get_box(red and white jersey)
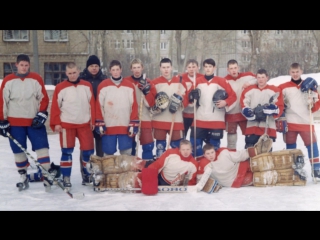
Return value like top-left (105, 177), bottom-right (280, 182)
top-left (148, 148), bottom-right (198, 185)
top-left (240, 84), bottom-right (284, 138)
top-left (0, 72), bottom-right (49, 126)
top-left (96, 78), bottom-right (138, 135)
top-left (182, 72), bottom-right (204, 118)
top-left (123, 76), bottom-right (156, 129)
top-left (224, 72), bottom-right (257, 122)
top-left (191, 75), bottom-right (237, 129)
top-left (278, 80), bottom-right (320, 132)
top-left (197, 148), bottom-right (249, 187)
top-left (151, 75), bottom-right (189, 131)
top-left (50, 79), bottom-right (95, 130)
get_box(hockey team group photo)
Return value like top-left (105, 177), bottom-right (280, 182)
top-left (0, 30), bottom-right (320, 210)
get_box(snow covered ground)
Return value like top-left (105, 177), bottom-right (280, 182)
top-left (1, 124), bottom-right (320, 211)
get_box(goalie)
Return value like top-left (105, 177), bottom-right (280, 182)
top-left (196, 134), bottom-right (273, 189)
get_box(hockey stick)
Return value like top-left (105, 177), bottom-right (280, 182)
top-left (309, 89), bottom-right (317, 184)
top-left (167, 75), bottom-right (183, 149)
top-left (6, 132), bottom-right (85, 199)
top-left (135, 73), bottom-right (146, 158)
top-left (94, 186), bottom-right (188, 193)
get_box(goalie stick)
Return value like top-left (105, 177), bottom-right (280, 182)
top-left (94, 186), bottom-right (189, 193)
top-left (6, 132), bottom-right (85, 199)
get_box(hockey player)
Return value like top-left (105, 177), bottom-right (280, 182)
top-left (96, 60), bottom-right (139, 156)
top-left (188, 58), bottom-right (237, 157)
top-left (196, 140), bottom-right (269, 188)
top-left (123, 58), bottom-right (156, 160)
top-left (0, 54), bottom-right (56, 191)
top-left (151, 58), bottom-right (189, 158)
top-left (224, 59), bottom-right (257, 151)
top-left (50, 62), bottom-right (96, 189)
top-left (78, 55), bottom-right (107, 184)
top-left (181, 59), bottom-right (204, 139)
top-left (240, 68), bottom-right (284, 148)
top-left (147, 139), bottom-right (198, 185)
top-left (278, 63), bottom-right (320, 179)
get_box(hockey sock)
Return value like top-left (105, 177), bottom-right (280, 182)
top-left (60, 148), bottom-right (74, 177)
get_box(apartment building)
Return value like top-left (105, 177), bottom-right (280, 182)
top-left (0, 30), bottom-right (90, 85)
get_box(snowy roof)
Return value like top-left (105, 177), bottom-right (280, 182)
top-left (268, 73), bottom-right (320, 86)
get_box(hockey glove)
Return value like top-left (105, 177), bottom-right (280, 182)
top-left (242, 107), bottom-right (255, 121)
top-left (128, 120), bottom-right (140, 137)
top-left (188, 88), bottom-right (201, 103)
top-left (31, 111), bottom-right (48, 129)
top-left (301, 77), bottom-right (318, 92)
top-left (169, 93), bottom-right (183, 114)
top-left (138, 77), bottom-right (151, 95)
top-left (0, 120), bottom-right (10, 137)
top-left (262, 104), bottom-right (279, 115)
top-left (94, 120), bottom-right (106, 136)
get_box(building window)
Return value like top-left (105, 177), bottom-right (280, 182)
top-left (241, 54), bottom-right (250, 62)
top-left (122, 39), bottom-right (125, 48)
top-left (112, 40), bottom-right (120, 49)
top-left (241, 30), bottom-right (248, 34)
top-left (143, 42), bottom-right (150, 50)
top-left (127, 40), bottom-right (134, 49)
top-left (160, 42), bottom-right (167, 50)
top-left (3, 30), bottom-right (29, 41)
top-left (44, 62), bottom-right (68, 85)
top-left (3, 63), bottom-right (17, 78)
top-left (276, 30), bottom-right (283, 34)
top-left (44, 30), bottom-right (68, 41)
top-left (160, 30), bottom-right (166, 34)
top-left (276, 40), bottom-right (283, 48)
top-left (242, 41), bottom-right (251, 48)
top-left (143, 30), bottom-right (149, 35)
top-left (122, 30), bottom-right (132, 34)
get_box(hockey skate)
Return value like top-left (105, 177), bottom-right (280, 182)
top-left (16, 169), bottom-right (29, 191)
top-left (63, 176), bottom-right (72, 191)
top-left (82, 174), bottom-right (93, 186)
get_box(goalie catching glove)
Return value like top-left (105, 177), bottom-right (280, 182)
top-left (31, 111), bottom-right (48, 129)
top-left (128, 120), bottom-right (139, 137)
top-left (247, 133), bottom-right (273, 157)
top-left (169, 93), bottom-right (183, 114)
top-left (149, 91), bottom-right (170, 116)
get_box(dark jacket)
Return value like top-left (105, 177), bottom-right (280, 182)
top-left (79, 68), bottom-right (107, 99)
